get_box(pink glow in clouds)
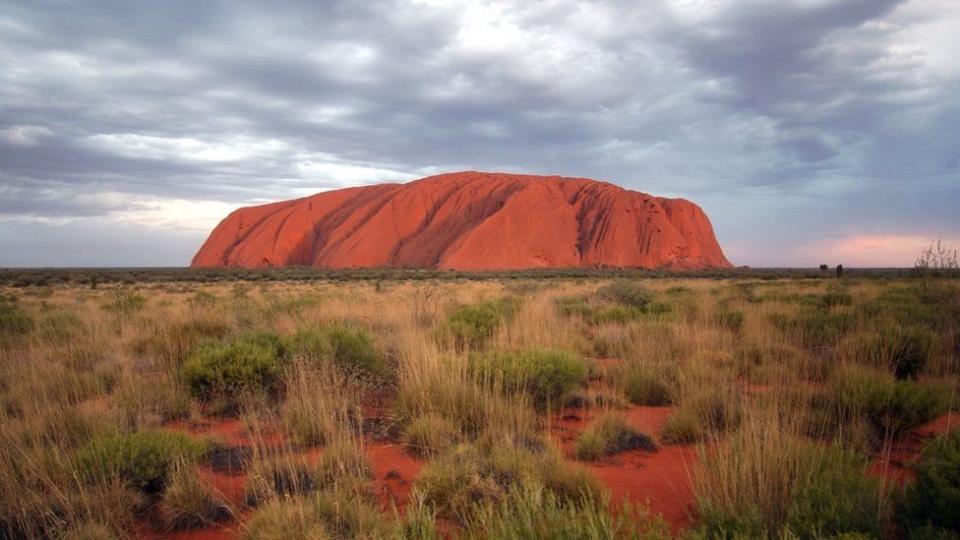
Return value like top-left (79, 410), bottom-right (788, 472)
top-left (797, 234), bottom-right (958, 268)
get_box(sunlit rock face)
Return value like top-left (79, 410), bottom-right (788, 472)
top-left (192, 171), bottom-right (733, 270)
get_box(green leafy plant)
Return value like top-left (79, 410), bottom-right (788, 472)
top-left (181, 332), bottom-right (287, 402)
top-left (469, 349), bottom-right (588, 409)
top-left (75, 431), bottom-right (205, 494)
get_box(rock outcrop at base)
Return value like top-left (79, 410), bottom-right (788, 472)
top-left (192, 171), bottom-right (732, 270)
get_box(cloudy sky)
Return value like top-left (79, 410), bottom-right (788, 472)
top-left (1, 0), bottom-right (958, 267)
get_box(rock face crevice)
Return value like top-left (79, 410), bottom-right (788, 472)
top-left (191, 171), bottom-right (733, 270)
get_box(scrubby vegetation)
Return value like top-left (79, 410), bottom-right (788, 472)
top-left (1, 275), bottom-right (958, 538)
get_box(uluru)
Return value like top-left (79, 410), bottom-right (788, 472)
top-left (191, 171), bottom-right (732, 270)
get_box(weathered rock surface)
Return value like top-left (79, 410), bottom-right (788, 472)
top-left (192, 171), bottom-right (732, 270)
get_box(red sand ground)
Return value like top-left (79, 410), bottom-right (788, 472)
top-left (552, 405), bottom-right (699, 533)
top-left (192, 171), bottom-right (732, 271)
top-left (870, 411), bottom-right (960, 486)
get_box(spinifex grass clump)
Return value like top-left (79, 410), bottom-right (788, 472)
top-left (696, 415), bottom-right (882, 539)
top-left (831, 364), bottom-right (947, 440)
top-left (437, 297), bottom-right (520, 350)
top-left (574, 413), bottom-right (657, 461)
top-left (841, 325), bottom-right (938, 380)
top-left (596, 280), bottom-right (654, 309)
top-left (469, 349), bottom-right (588, 409)
top-left (0, 300), bottom-right (34, 345)
top-left (413, 439), bottom-right (602, 525)
top-left (181, 332), bottom-right (287, 408)
top-left (661, 384), bottom-right (742, 444)
top-left (287, 324), bottom-right (387, 379)
top-left (75, 430), bottom-right (206, 494)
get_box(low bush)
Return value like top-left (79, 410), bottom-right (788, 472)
top-left (414, 440), bottom-right (601, 524)
top-left (36, 311), bottom-right (84, 343)
top-left (590, 305), bottom-right (645, 325)
top-left (314, 439), bottom-right (373, 487)
top-left (597, 280), bottom-right (654, 309)
top-left (130, 318), bottom-right (230, 368)
top-left (469, 349), bottom-right (588, 409)
top-left (660, 409), bottom-right (703, 444)
top-left (574, 413), bottom-right (657, 461)
top-left (181, 332), bottom-right (287, 402)
top-left (554, 295), bottom-right (593, 318)
top-left (899, 430), bottom-right (960, 538)
top-left (437, 297), bottom-right (520, 350)
top-left (75, 431), bottom-right (205, 494)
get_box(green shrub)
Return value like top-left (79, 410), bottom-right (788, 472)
top-left (414, 441), bottom-right (601, 524)
top-left (899, 430), bottom-right (960, 537)
top-left (181, 333), bottom-right (286, 401)
top-left (574, 413), bottom-right (656, 461)
top-left (469, 349), bottom-right (588, 409)
top-left (243, 488), bottom-right (395, 539)
top-left (130, 318), bottom-right (230, 367)
top-left (597, 280), bottom-right (653, 309)
top-left (75, 431), bottom-right (205, 493)
top-left (785, 447), bottom-right (882, 539)
top-left (438, 297), bottom-right (520, 350)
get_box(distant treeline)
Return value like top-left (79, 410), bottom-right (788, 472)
top-left (0, 266), bottom-right (955, 287)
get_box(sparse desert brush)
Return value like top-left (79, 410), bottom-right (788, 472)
top-left (243, 486), bottom-right (395, 539)
top-left (772, 309), bottom-right (857, 349)
top-left (0, 301), bottom-right (34, 344)
top-left (403, 413), bottom-right (461, 457)
top-left (831, 364), bottom-right (948, 439)
top-left (181, 331), bottom-right (287, 407)
top-left (414, 439), bottom-right (601, 524)
top-left (713, 307), bottom-right (745, 333)
top-left (287, 324), bottom-right (387, 379)
top-left (597, 280), bottom-right (654, 309)
top-left (618, 362), bottom-right (676, 406)
top-left (245, 451), bottom-right (322, 505)
top-left (436, 297), bottom-right (520, 350)
top-left (468, 348), bottom-right (588, 409)
top-left (899, 430), bottom-right (960, 538)
top-left (464, 485), bottom-right (670, 539)
top-left (100, 289), bottom-right (147, 316)
top-left (115, 372), bottom-right (192, 428)
top-left (130, 316), bottom-right (231, 368)
top-left (574, 413), bottom-right (656, 461)
top-left (282, 364), bottom-right (360, 447)
top-left (696, 413), bottom-right (883, 539)
top-left (314, 437), bottom-right (374, 487)
top-left (839, 325), bottom-right (938, 380)
top-left (36, 310), bottom-right (85, 343)
top-left (159, 460), bottom-right (233, 531)
top-left (661, 384), bottom-right (741, 444)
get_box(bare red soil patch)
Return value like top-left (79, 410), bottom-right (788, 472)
top-left (366, 442), bottom-right (425, 512)
top-left (870, 412), bottom-right (960, 487)
top-left (553, 405), bottom-right (699, 533)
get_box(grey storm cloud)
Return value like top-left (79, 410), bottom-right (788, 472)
top-left (1, 0), bottom-right (958, 266)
